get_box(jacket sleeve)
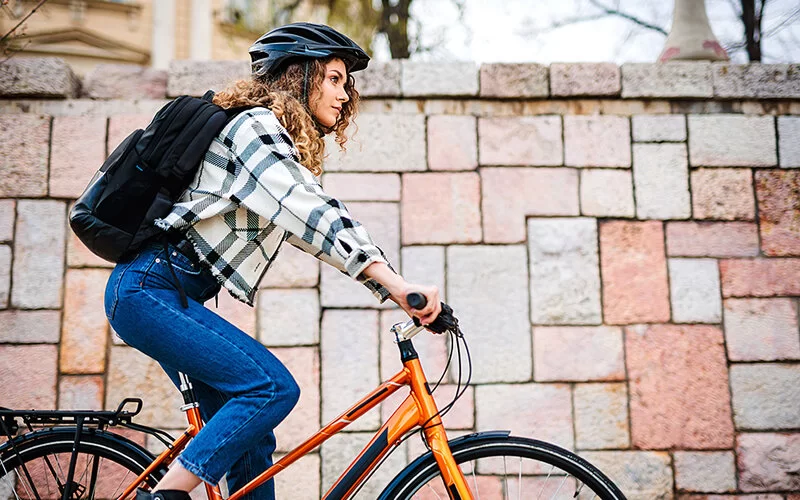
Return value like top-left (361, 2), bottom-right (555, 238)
top-left (229, 110), bottom-right (395, 302)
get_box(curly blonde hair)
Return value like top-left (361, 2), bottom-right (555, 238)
top-left (212, 58), bottom-right (360, 176)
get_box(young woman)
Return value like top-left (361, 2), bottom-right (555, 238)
top-left (105, 23), bottom-right (441, 500)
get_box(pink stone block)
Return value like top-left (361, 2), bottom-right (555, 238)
top-left (478, 117), bottom-right (562, 166)
top-left (600, 221), bottom-right (670, 324)
top-left (564, 116), bottom-right (631, 167)
top-left (550, 63), bottom-right (621, 97)
top-left (0, 199), bottom-right (15, 241)
top-left (755, 170), bottom-right (800, 256)
top-left (261, 245), bottom-right (319, 288)
top-left (0, 345), bottom-right (57, 409)
top-left (61, 269), bottom-right (110, 374)
top-left (720, 258), bottom-right (800, 297)
top-left (626, 324), bottom-right (734, 449)
top-left (666, 221), bottom-right (759, 257)
top-left (107, 114), bottom-right (154, 154)
top-left (211, 288), bottom-right (257, 337)
top-left (59, 375), bottom-right (104, 410)
top-left (67, 230), bottom-right (115, 268)
top-left (737, 432), bottom-right (800, 492)
top-left (723, 298), bottom-right (800, 361)
top-left (321, 173), bottom-right (401, 201)
top-left (533, 326), bottom-right (625, 382)
top-left (401, 172), bottom-right (481, 244)
top-left (427, 115), bottom-right (478, 171)
top-left (482, 167), bottom-right (579, 243)
top-left (272, 347), bottom-right (320, 452)
top-left (50, 116), bottom-right (107, 198)
top-left (0, 114), bottom-right (50, 197)
top-left (691, 168), bottom-right (755, 220)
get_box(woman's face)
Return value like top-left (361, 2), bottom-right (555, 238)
top-left (310, 58), bottom-right (349, 129)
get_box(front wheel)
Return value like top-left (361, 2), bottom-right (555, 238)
top-left (380, 432), bottom-right (626, 500)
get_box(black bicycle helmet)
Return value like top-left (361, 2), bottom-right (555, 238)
top-left (249, 22), bottom-right (370, 78)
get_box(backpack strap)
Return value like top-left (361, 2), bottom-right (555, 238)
top-left (201, 90), bottom-right (215, 102)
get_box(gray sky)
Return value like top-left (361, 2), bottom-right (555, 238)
top-left (370, 0), bottom-right (800, 64)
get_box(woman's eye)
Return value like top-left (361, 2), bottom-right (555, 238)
top-left (330, 76), bottom-right (339, 84)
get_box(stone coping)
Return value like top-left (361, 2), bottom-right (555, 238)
top-left (1, 57), bottom-right (799, 100)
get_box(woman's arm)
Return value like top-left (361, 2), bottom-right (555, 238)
top-left (361, 261), bottom-right (442, 326)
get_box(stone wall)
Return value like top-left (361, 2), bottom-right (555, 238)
top-left (1, 57), bottom-right (800, 499)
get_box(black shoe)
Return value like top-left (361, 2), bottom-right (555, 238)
top-left (136, 488), bottom-right (192, 500)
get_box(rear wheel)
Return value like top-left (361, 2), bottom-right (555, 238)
top-left (0, 428), bottom-right (166, 500)
top-left (381, 433), bottom-right (626, 500)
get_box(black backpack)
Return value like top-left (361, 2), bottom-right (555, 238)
top-left (70, 91), bottom-right (244, 263)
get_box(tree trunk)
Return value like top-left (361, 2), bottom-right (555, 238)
top-left (740, 0), bottom-right (763, 61)
top-left (380, 0), bottom-right (411, 59)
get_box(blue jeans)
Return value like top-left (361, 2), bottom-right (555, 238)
top-left (105, 242), bottom-right (300, 500)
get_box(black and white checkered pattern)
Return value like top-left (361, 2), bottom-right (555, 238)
top-left (156, 108), bottom-right (393, 306)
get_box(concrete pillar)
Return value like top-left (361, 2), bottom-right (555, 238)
top-left (190, 0), bottom-right (213, 60)
top-left (152, 0), bottom-right (176, 69)
top-left (659, 0), bottom-right (729, 62)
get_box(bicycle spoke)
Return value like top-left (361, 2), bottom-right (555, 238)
top-left (424, 481), bottom-right (444, 500)
top-left (470, 462), bottom-right (481, 500)
top-left (517, 458), bottom-right (521, 500)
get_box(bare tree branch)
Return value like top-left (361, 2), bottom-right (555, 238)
top-left (0, 0), bottom-right (48, 46)
top-left (761, 6), bottom-right (800, 38)
top-left (587, 0), bottom-right (668, 35)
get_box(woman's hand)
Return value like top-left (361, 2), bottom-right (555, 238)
top-left (362, 262), bottom-right (442, 327)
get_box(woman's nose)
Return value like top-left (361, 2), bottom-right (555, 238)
top-left (339, 90), bottom-right (349, 103)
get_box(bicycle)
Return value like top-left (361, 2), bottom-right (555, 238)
top-left (0, 294), bottom-right (626, 500)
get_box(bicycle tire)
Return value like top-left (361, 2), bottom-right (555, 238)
top-left (0, 427), bottom-right (166, 500)
top-left (380, 432), bottom-right (626, 500)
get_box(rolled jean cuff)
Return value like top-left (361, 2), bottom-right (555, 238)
top-left (177, 455), bottom-right (220, 486)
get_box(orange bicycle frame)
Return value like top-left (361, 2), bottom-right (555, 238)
top-left (120, 328), bottom-right (472, 500)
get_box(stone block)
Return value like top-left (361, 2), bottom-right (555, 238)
top-left (482, 167), bottom-right (579, 243)
top-left (550, 62), bottom-right (620, 96)
top-left (689, 115), bottom-right (776, 167)
top-left (401, 61), bottom-right (478, 97)
top-left (274, 454), bottom-right (320, 500)
top-left (12, 200), bottom-right (66, 309)
top-left (674, 451), bottom-right (736, 493)
top-left (67, 231), bottom-right (115, 268)
top-left (713, 63), bottom-right (800, 98)
top-left (581, 451), bottom-right (674, 500)
top-left (379, 309), bottom-right (449, 384)
top-left (737, 432), bottom-right (800, 492)
top-left (261, 245), bottom-right (319, 288)
top-left (167, 60), bottom-right (249, 97)
top-left (574, 383), bottom-right (630, 450)
top-left (50, 116), bottom-right (107, 198)
top-left (479, 63), bottom-right (548, 98)
top-left (0, 57), bottom-right (79, 97)
top-left (720, 258), bottom-right (800, 297)
top-left (357, 60), bottom-right (401, 97)
top-left (779, 116), bottom-right (800, 167)
top-left (447, 245), bottom-right (532, 383)
top-left (401, 246), bottom-right (445, 302)
top-left (321, 310), bottom-right (380, 431)
top-left (0, 345), bottom-right (57, 409)
top-left (632, 114), bottom-right (687, 142)
top-left (756, 169), bottom-right (800, 256)
top-left (257, 289), bottom-right (319, 346)
top-left (321, 173), bottom-right (400, 201)
top-left (622, 62), bottom-right (712, 98)
top-left (600, 221), bottom-right (670, 324)
top-left (0, 200), bottom-right (13, 241)
top-left (61, 269), bottom-right (110, 374)
top-left (0, 310), bottom-right (61, 343)
top-left (534, 326), bottom-right (624, 382)
top-left (666, 221), bottom-right (759, 257)
top-left (478, 116), bottom-right (562, 166)
top-left (626, 324), bottom-right (734, 449)
top-left (691, 168), bottom-right (755, 221)
top-left (59, 376), bottom-right (104, 410)
top-left (730, 363), bottom-right (800, 430)
top-left (324, 114), bottom-right (426, 172)
top-left (565, 115), bottom-right (631, 168)
top-left (321, 432), bottom-right (408, 499)
top-left (633, 143), bottom-right (691, 219)
top-left (476, 384), bottom-right (573, 450)
top-left (272, 347), bottom-right (319, 452)
top-left (83, 64), bottom-right (167, 99)
top-left (401, 173), bottom-right (481, 244)
top-left (320, 201), bottom-right (399, 308)
top-left (107, 114), bottom-right (153, 151)
top-left (0, 114), bottom-right (49, 197)
top-left (724, 298), bottom-right (800, 361)
top-left (106, 346), bottom-right (184, 428)
top-left (212, 290), bottom-right (256, 337)
top-left (668, 258), bottom-right (722, 323)
top-left (580, 169), bottom-right (635, 217)
top-left (427, 115), bottom-right (478, 171)
top-left (0, 245), bottom-right (8, 308)
top-left (528, 218), bottom-right (602, 324)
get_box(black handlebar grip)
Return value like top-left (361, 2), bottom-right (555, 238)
top-left (407, 292), bottom-right (427, 310)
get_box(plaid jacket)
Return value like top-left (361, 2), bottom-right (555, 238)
top-left (156, 107), bottom-right (393, 306)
